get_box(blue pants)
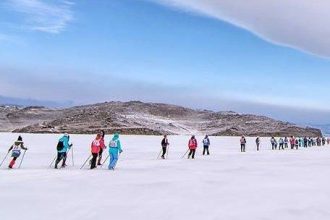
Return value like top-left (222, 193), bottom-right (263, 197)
top-left (108, 151), bottom-right (119, 169)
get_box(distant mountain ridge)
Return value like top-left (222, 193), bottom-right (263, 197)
top-left (0, 95), bottom-right (73, 108)
top-left (0, 101), bottom-right (322, 136)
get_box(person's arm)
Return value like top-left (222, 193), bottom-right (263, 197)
top-left (8, 145), bottom-right (13, 153)
top-left (118, 140), bottom-right (123, 153)
top-left (21, 143), bottom-right (28, 150)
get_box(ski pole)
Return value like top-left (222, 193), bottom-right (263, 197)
top-left (101, 155), bottom-right (109, 167)
top-left (18, 150), bottom-right (27, 169)
top-left (181, 149), bottom-right (189, 159)
top-left (166, 146), bottom-right (169, 159)
top-left (0, 151), bottom-right (9, 167)
top-left (71, 145), bottom-right (74, 166)
top-left (80, 154), bottom-right (92, 169)
top-left (157, 148), bottom-right (162, 159)
top-left (49, 155), bottom-right (57, 168)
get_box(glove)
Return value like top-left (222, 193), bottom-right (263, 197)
top-left (119, 150), bottom-right (123, 154)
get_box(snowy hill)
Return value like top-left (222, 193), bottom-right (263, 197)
top-left (0, 101), bottom-right (322, 137)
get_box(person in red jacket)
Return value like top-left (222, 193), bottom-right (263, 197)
top-left (188, 135), bottom-right (198, 159)
top-left (90, 134), bottom-right (101, 169)
top-left (97, 130), bottom-right (106, 165)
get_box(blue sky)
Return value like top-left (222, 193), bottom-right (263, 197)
top-left (1, 0), bottom-right (330, 124)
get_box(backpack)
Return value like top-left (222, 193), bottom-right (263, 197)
top-left (109, 140), bottom-right (117, 148)
top-left (203, 138), bottom-right (209, 146)
top-left (57, 141), bottom-right (64, 151)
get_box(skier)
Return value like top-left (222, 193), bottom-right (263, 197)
top-left (161, 135), bottom-right (169, 159)
top-left (279, 137), bottom-right (284, 150)
top-left (303, 137), bottom-right (308, 148)
top-left (7, 136), bottom-right (28, 169)
top-left (308, 137), bottom-right (312, 147)
top-left (255, 136), bottom-right (260, 151)
top-left (295, 138), bottom-right (299, 149)
top-left (290, 136), bottom-right (295, 149)
top-left (54, 133), bottom-right (72, 169)
top-left (90, 134), bottom-right (101, 169)
top-left (202, 135), bottom-right (210, 155)
top-left (298, 138), bottom-right (303, 147)
top-left (270, 137), bottom-right (276, 150)
top-left (108, 133), bottom-right (123, 170)
top-left (284, 137), bottom-right (289, 148)
top-left (188, 135), bottom-right (198, 159)
top-left (240, 136), bottom-right (246, 152)
top-left (97, 130), bottom-right (106, 165)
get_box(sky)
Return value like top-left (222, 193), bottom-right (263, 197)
top-left (1, 0), bottom-right (330, 125)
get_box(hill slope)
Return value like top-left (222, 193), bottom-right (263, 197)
top-left (0, 101), bottom-right (322, 136)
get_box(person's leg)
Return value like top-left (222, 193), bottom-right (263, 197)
top-left (91, 153), bottom-right (97, 169)
top-left (62, 152), bottom-right (67, 167)
top-left (9, 157), bottom-right (17, 168)
top-left (97, 148), bottom-right (103, 165)
top-left (188, 149), bottom-right (193, 159)
top-left (241, 144), bottom-right (243, 152)
top-left (110, 152), bottom-right (119, 169)
top-left (203, 146), bottom-right (206, 155)
top-left (161, 147), bottom-right (166, 159)
top-left (108, 152), bottom-right (113, 169)
top-left (55, 152), bottom-right (62, 169)
top-left (192, 149), bottom-right (196, 159)
top-left (207, 146), bottom-right (210, 155)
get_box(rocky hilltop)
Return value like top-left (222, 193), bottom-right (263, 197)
top-left (0, 101), bottom-right (322, 137)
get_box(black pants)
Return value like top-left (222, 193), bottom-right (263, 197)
top-left (55, 152), bottom-right (66, 168)
top-left (97, 148), bottom-right (103, 165)
top-left (188, 149), bottom-right (196, 159)
top-left (279, 143), bottom-right (284, 150)
top-left (161, 146), bottom-right (167, 158)
top-left (203, 145), bottom-right (209, 155)
top-left (241, 144), bottom-right (245, 152)
top-left (256, 143), bottom-right (260, 151)
top-left (91, 153), bottom-right (98, 169)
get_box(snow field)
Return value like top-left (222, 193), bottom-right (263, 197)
top-left (1, 133), bottom-right (330, 220)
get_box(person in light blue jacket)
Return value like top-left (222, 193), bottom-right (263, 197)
top-left (108, 133), bottom-right (123, 170)
top-left (55, 134), bottom-right (72, 169)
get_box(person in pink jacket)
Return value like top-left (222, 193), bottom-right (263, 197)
top-left (90, 134), bottom-right (101, 169)
top-left (97, 130), bottom-right (106, 166)
top-left (188, 135), bottom-right (198, 159)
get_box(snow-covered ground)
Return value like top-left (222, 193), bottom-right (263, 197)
top-left (1, 133), bottom-right (330, 220)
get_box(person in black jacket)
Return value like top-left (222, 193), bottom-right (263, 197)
top-left (161, 135), bottom-right (169, 159)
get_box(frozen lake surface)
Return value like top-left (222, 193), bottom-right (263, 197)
top-left (1, 133), bottom-right (330, 220)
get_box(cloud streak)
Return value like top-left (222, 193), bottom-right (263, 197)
top-left (153, 0), bottom-right (330, 58)
top-left (6, 0), bottom-right (74, 34)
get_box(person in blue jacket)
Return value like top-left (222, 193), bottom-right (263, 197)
top-left (55, 134), bottom-right (72, 169)
top-left (108, 133), bottom-right (123, 170)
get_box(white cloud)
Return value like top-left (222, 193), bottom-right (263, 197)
top-left (152, 0), bottom-right (330, 58)
top-left (7, 0), bottom-right (74, 34)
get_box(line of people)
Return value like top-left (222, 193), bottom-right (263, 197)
top-left (239, 136), bottom-right (330, 152)
top-left (2, 134), bottom-right (330, 169)
top-left (160, 135), bottom-right (211, 159)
